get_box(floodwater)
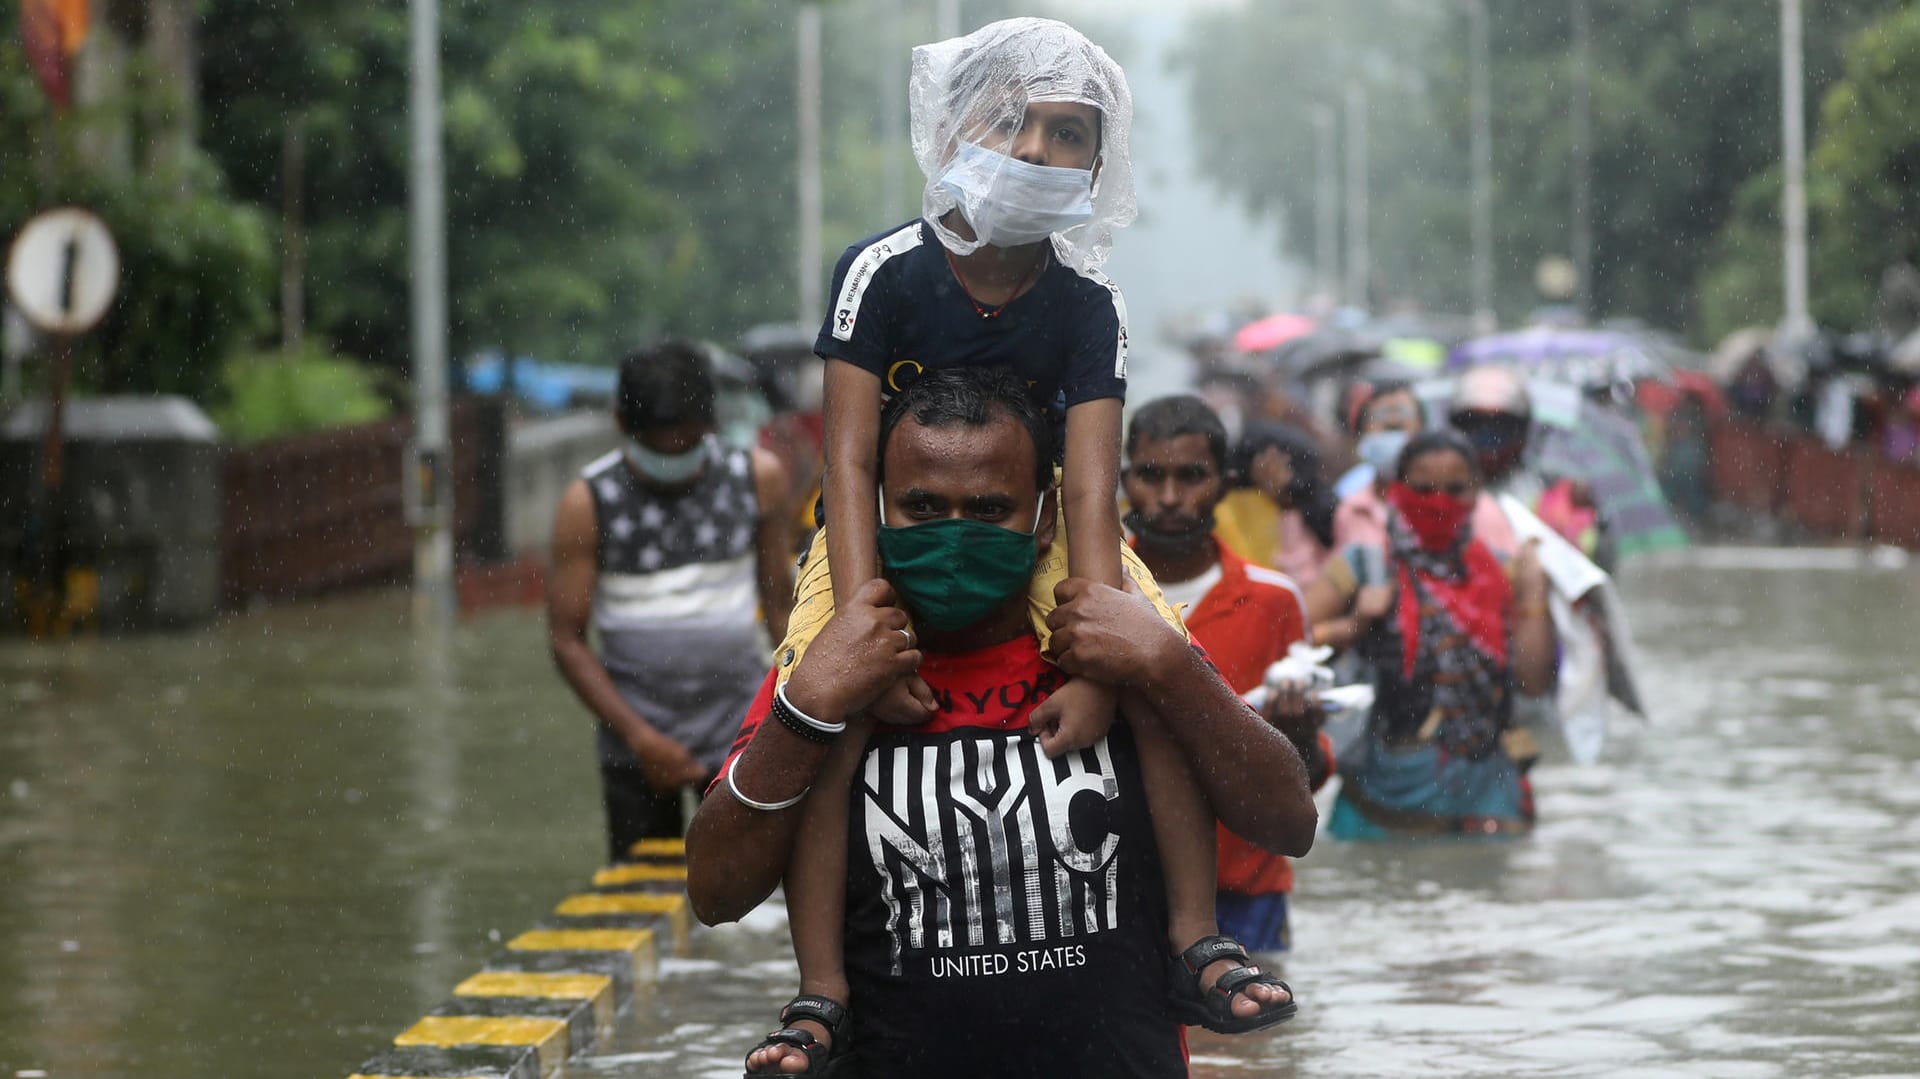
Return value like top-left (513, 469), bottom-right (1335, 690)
top-left (4, 547), bottom-right (1919, 1078)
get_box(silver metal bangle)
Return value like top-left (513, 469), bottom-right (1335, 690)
top-left (725, 755), bottom-right (807, 812)
top-left (776, 681), bottom-right (847, 735)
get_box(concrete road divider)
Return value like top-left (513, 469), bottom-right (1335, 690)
top-left (347, 846), bottom-right (688, 1078)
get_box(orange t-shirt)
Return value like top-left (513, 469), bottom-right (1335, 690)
top-left (1171, 541), bottom-right (1331, 898)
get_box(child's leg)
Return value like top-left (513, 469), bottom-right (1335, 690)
top-left (1133, 716), bottom-right (1221, 953)
top-left (1024, 500), bottom-right (1199, 943)
top-left (775, 527), bottom-right (837, 680)
top-left (747, 726), bottom-right (864, 1074)
top-left (1129, 697), bottom-right (1296, 1026)
top-left (1027, 507), bottom-right (1188, 652)
top-left (784, 730), bottom-right (863, 1006)
top-left (1030, 520), bottom-right (1282, 1017)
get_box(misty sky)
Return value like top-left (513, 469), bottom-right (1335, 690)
top-left (1047, 1), bottom-right (1299, 396)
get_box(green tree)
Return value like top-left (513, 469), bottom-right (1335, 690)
top-left (1806, 5), bottom-right (1920, 330)
top-left (198, 1), bottom-right (815, 371)
top-left (1175, 0), bottom-right (1899, 338)
top-left (1702, 6), bottom-right (1920, 339)
top-left (1, 0), bottom-right (275, 402)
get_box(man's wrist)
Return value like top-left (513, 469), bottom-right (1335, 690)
top-left (773, 682), bottom-right (848, 743)
top-left (614, 719), bottom-right (660, 758)
top-left (1136, 630), bottom-right (1200, 695)
top-left (779, 677), bottom-right (846, 728)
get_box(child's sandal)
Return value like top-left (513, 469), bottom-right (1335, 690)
top-left (743, 994), bottom-right (851, 1077)
top-left (1166, 934), bottom-right (1298, 1034)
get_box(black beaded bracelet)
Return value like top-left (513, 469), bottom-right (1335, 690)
top-left (772, 687), bottom-right (840, 745)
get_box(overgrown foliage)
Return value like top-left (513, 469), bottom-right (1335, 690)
top-left (5, 0), bottom-right (998, 430)
top-left (1, 5), bottom-right (275, 403)
top-left (195, 0), bottom-right (975, 374)
top-left (210, 341), bottom-right (393, 442)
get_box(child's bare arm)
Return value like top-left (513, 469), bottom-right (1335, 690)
top-left (821, 359), bottom-right (934, 725)
top-left (822, 360), bottom-right (884, 606)
top-left (1061, 397), bottom-right (1125, 587)
top-left (1030, 397), bottom-right (1125, 758)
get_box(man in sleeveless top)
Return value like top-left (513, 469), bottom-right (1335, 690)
top-left (548, 340), bottom-right (794, 862)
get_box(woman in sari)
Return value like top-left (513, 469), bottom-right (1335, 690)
top-left (1305, 429), bottom-right (1557, 838)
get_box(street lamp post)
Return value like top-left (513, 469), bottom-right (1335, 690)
top-left (1468, 0), bottom-right (1495, 333)
top-left (880, 1), bottom-right (907, 219)
top-left (1780, 0), bottom-right (1813, 340)
top-left (796, 1), bottom-right (824, 328)
top-left (1343, 84), bottom-right (1369, 311)
top-left (1313, 104), bottom-right (1340, 305)
top-left (408, 0), bottom-right (454, 628)
top-left (1570, 0), bottom-right (1593, 318)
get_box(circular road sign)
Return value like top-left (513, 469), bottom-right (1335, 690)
top-left (6, 207), bottom-right (120, 336)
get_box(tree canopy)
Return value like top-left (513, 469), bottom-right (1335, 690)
top-left (1173, 0), bottom-right (1903, 341)
top-left (4, 0), bottom-right (994, 410)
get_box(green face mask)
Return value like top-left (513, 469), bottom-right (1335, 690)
top-left (877, 491), bottom-right (1044, 633)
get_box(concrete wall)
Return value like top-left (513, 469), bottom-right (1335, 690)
top-left (504, 411), bottom-right (621, 560)
top-left (1, 397), bottom-right (224, 629)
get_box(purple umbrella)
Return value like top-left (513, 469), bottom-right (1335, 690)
top-left (1449, 328), bottom-right (1669, 388)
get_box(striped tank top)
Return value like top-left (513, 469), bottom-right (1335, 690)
top-left (584, 443), bottom-right (769, 771)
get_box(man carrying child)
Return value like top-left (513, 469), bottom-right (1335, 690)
top-left (688, 367), bottom-right (1318, 1078)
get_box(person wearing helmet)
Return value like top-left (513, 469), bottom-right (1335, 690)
top-left (1449, 365), bottom-right (1611, 566)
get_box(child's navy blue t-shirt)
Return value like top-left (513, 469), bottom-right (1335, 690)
top-left (813, 219), bottom-right (1129, 437)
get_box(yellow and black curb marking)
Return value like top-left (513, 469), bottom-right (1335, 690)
top-left (349, 837), bottom-right (693, 1079)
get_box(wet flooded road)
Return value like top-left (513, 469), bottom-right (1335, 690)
top-left (4, 548), bottom-right (1919, 1077)
top-left (0, 595), bottom-right (607, 1077)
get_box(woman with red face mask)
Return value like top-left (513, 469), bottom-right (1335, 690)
top-left (1303, 430), bottom-right (1557, 838)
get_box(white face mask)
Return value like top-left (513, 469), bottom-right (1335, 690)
top-left (1356, 429), bottom-right (1412, 478)
top-left (626, 434), bottom-right (711, 484)
top-left (936, 141), bottom-right (1095, 247)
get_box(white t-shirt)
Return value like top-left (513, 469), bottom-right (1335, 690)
top-left (1156, 563), bottom-right (1223, 614)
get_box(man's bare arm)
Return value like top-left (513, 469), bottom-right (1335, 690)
top-left (547, 478), bottom-right (706, 791)
top-left (686, 579), bottom-right (920, 924)
top-left (1046, 578), bottom-right (1319, 857)
top-left (749, 446), bottom-right (795, 645)
top-left (684, 712), bottom-right (835, 925)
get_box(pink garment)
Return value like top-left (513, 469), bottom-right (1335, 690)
top-left (1472, 492), bottom-right (1518, 560)
top-left (1275, 509), bottom-right (1328, 588)
top-left (1333, 485), bottom-right (1390, 552)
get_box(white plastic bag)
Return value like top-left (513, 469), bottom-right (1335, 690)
top-left (910, 17), bottom-right (1135, 271)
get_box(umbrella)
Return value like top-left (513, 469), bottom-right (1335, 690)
top-left (1635, 369), bottom-right (1726, 419)
top-left (1232, 312), bottom-right (1316, 353)
top-left (1529, 401), bottom-right (1688, 559)
top-left (1270, 329), bottom-right (1378, 378)
top-left (1709, 326), bottom-right (1808, 386)
top-left (1418, 373), bottom-right (1688, 558)
top-left (1450, 327), bottom-right (1670, 389)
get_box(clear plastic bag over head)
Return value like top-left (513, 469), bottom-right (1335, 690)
top-left (910, 17), bottom-right (1135, 271)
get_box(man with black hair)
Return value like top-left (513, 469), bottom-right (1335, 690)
top-left (547, 340), bottom-right (793, 861)
top-left (690, 367), bottom-right (1315, 1079)
top-left (1123, 395), bottom-right (1330, 953)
